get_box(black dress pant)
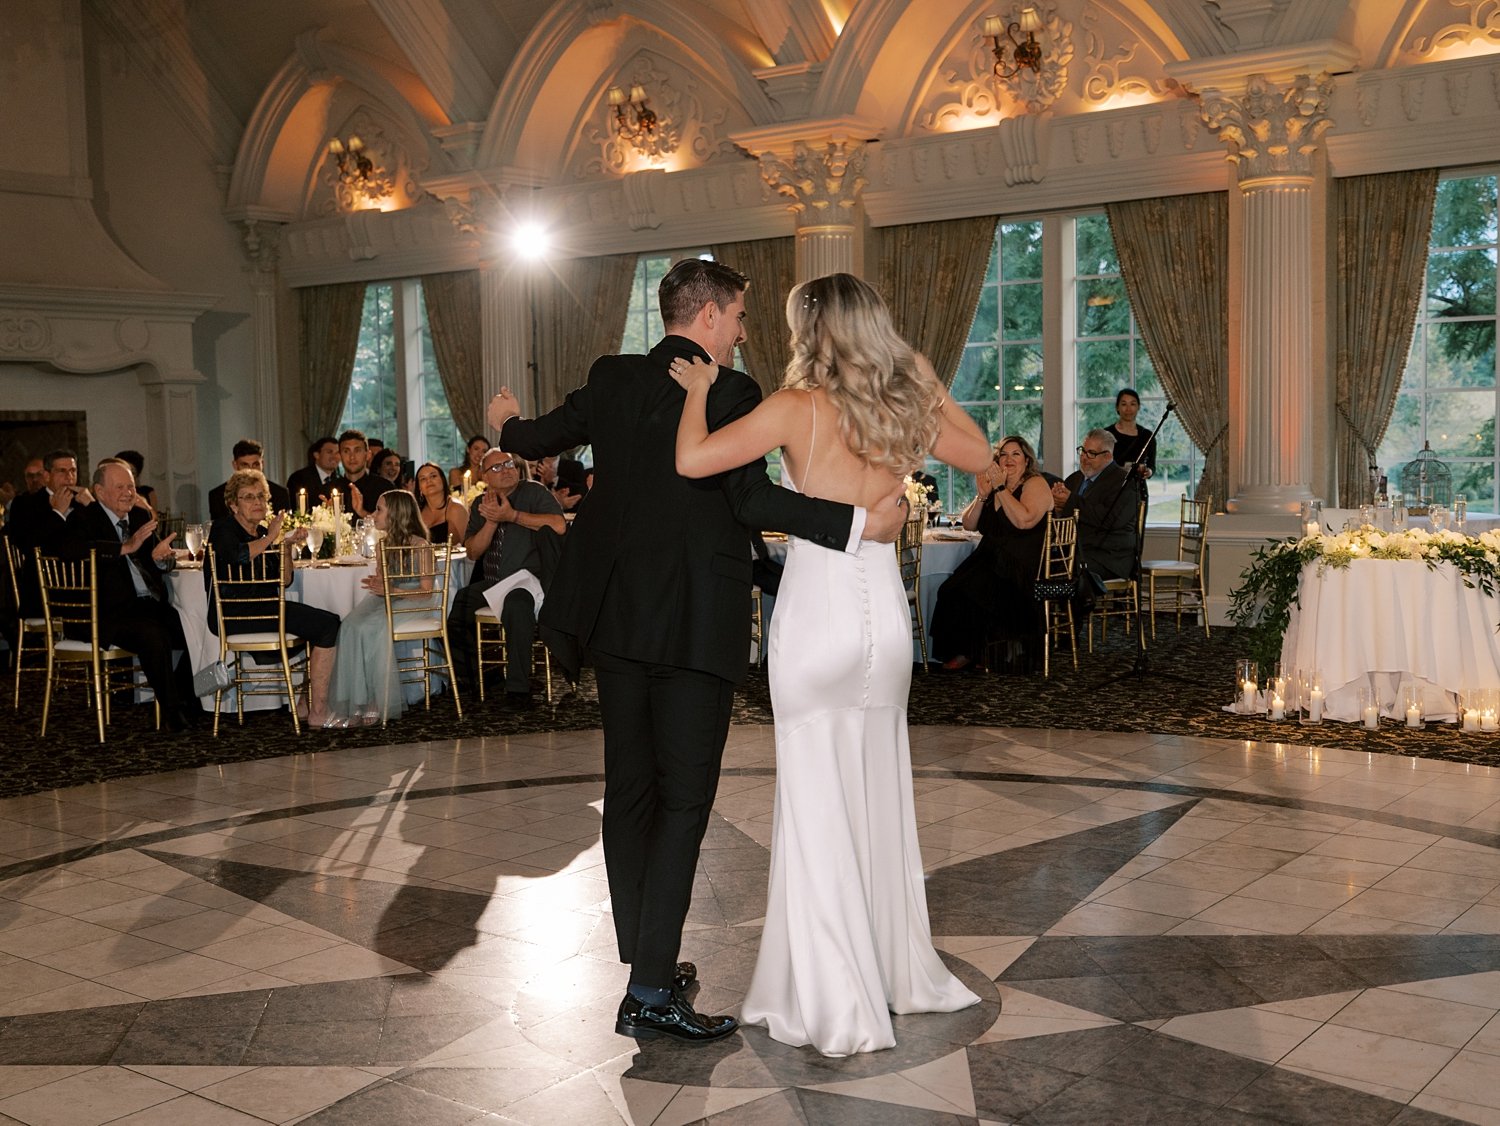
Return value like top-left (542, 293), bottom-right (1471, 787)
top-left (447, 583), bottom-right (536, 693)
top-left (592, 648), bottom-right (735, 990)
top-left (101, 596), bottom-right (192, 714)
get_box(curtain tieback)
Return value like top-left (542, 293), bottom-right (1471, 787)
top-left (1334, 401), bottom-right (1378, 457)
top-left (1201, 424), bottom-right (1229, 455)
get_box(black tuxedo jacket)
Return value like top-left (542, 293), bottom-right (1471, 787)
top-left (7, 489), bottom-right (87, 616)
top-left (501, 336), bottom-right (855, 684)
top-left (285, 466), bottom-right (336, 507)
top-left (1060, 460), bottom-right (1139, 580)
top-left (209, 480), bottom-right (291, 523)
top-left (60, 502), bottom-right (174, 630)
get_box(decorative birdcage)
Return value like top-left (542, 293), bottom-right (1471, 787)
top-left (1397, 441), bottom-right (1452, 515)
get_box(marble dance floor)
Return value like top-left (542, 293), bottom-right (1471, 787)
top-left (1, 724), bottom-right (1499, 1124)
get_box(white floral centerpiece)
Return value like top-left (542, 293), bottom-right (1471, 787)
top-left (902, 475), bottom-right (930, 518)
top-left (306, 502), bottom-right (354, 558)
top-left (453, 478), bottom-right (487, 508)
top-left (1231, 522), bottom-right (1500, 670)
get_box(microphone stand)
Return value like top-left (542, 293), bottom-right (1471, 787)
top-left (1090, 401), bottom-right (1201, 684)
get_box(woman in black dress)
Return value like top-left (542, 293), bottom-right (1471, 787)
top-left (929, 435), bottom-right (1053, 671)
top-left (1106, 388), bottom-right (1155, 502)
top-left (415, 461), bottom-right (467, 545)
top-left (206, 469), bottom-right (342, 726)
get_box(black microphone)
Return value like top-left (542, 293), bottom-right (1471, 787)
top-left (1165, 400), bottom-right (1176, 411)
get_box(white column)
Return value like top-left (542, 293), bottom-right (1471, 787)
top-left (240, 220), bottom-right (284, 473)
top-left (753, 140), bottom-right (869, 283)
top-left (1202, 73), bottom-right (1334, 514)
top-left (139, 368), bottom-right (205, 519)
top-left (796, 221), bottom-right (864, 280)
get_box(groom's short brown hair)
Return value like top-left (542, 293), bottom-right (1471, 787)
top-left (659, 258), bottom-right (749, 329)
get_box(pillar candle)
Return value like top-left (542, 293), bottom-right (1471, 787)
top-left (297, 488), bottom-right (306, 516)
top-left (1362, 703), bottom-right (1379, 729)
top-left (1308, 688), bottom-right (1324, 723)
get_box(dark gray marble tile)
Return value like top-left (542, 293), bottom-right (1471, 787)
top-left (1090, 1032), bottom-right (1269, 1105)
top-left (966, 1048), bottom-right (1081, 1121)
top-left (1077, 936), bottom-right (1220, 975)
top-left (700, 1089), bottom-right (807, 1125)
top-left (1222, 1066), bottom-right (1408, 1125)
top-left (385, 976), bottom-right (504, 1018)
top-left (1003, 975), bottom-right (1150, 1023)
top-left (1226, 958), bottom-right (1370, 1003)
top-left (240, 1017), bottom-right (384, 1066)
top-left (1025, 1075), bottom-right (1216, 1125)
top-left (376, 1012), bottom-right (499, 1065)
top-left (1343, 954), bottom-right (1479, 988)
top-left (136, 989), bottom-right (271, 1029)
top-left (792, 1088), bottom-right (973, 1124)
top-left (1112, 967), bottom-right (1265, 1020)
top-left (373, 916), bottom-right (490, 971)
top-left (109, 1019), bottom-right (256, 1066)
top-left (969, 1024), bottom-right (1149, 1076)
top-left (1387, 1105), bottom-right (1474, 1125)
top-left (1192, 935), bottom-right (1328, 969)
top-left (999, 938), bottom-right (1108, 982)
top-left (260, 977), bottom-right (397, 1024)
top-left (0, 1003), bottom-right (142, 1065)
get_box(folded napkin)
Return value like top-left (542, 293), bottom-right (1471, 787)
top-left (483, 568), bottom-right (545, 616)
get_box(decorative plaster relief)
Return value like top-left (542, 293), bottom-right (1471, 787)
top-left (1071, 122), bottom-right (1091, 163)
top-left (583, 52), bottom-right (732, 177)
top-left (995, 4), bottom-right (1075, 114)
top-left (1356, 73), bottom-right (1383, 125)
top-left (0, 315), bottom-right (50, 354)
top-left (1080, 4), bottom-right (1172, 105)
top-left (998, 114), bottom-right (1050, 185)
top-left (239, 220), bottom-right (282, 274)
top-left (920, 4), bottom-right (1074, 131)
top-left (1142, 113), bottom-right (1162, 154)
top-left (1448, 69), bottom-right (1472, 114)
top-left (1400, 75), bottom-right (1426, 120)
top-left (1106, 118), bottom-right (1127, 157)
top-left (621, 169), bottom-right (664, 231)
top-left (319, 113), bottom-right (427, 215)
top-left (756, 140), bottom-right (867, 225)
top-left (1408, 0), bottom-right (1500, 59)
top-left (1200, 72), bottom-right (1335, 180)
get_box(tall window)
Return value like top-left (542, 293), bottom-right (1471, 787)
top-left (621, 254), bottom-right (672, 355)
top-left (1072, 215), bottom-right (1202, 523)
top-left (1376, 172), bottom-right (1499, 508)
top-left (337, 279), bottom-right (462, 468)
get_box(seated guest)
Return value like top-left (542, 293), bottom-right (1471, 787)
top-left (553, 458), bottom-right (589, 512)
top-left (930, 436), bottom-right (1052, 672)
top-left (332, 429), bottom-right (395, 518)
top-left (207, 469), bottom-right (341, 727)
top-left (450, 434), bottom-right (489, 491)
top-left (373, 448), bottom-right (404, 485)
top-left (8, 449), bottom-right (93, 617)
top-left (1052, 428), bottom-right (1139, 584)
top-left (22, 458), bottom-right (45, 495)
top-left (415, 462), bottom-right (467, 545)
top-left (286, 436), bottom-right (341, 507)
top-left (447, 448), bottom-right (565, 707)
top-left (60, 458), bottom-right (198, 730)
top-left (326, 491), bottom-right (436, 726)
top-left (209, 439), bottom-right (290, 522)
top-left (113, 450), bottom-right (156, 516)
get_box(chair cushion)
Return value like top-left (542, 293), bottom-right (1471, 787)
top-left (1142, 560), bottom-right (1198, 574)
top-left (55, 640), bottom-right (130, 655)
top-left (393, 616), bottom-right (444, 638)
top-left (227, 632), bottom-right (303, 647)
top-left (473, 607), bottom-right (499, 623)
top-left (21, 618), bottom-right (47, 630)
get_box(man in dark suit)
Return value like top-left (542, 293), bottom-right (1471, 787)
top-left (208, 439), bottom-right (290, 522)
top-left (285, 436), bottom-right (341, 509)
top-left (61, 458), bottom-right (197, 730)
top-left (489, 258), bottom-right (906, 1045)
top-left (329, 429), bottom-right (394, 517)
top-left (1053, 427), bottom-right (1140, 582)
top-left (7, 449), bottom-right (93, 617)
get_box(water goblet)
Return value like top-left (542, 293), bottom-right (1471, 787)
top-left (307, 524), bottom-right (326, 559)
top-left (183, 523), bottom-right (204, 562)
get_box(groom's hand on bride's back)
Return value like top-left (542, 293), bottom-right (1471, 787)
top-left (862, 489), bottom-right (908, 544)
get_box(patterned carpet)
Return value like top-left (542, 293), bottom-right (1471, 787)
top-left (5, 623), bottom-right (1497, 799)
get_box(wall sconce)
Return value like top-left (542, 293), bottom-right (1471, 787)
top-left (983, 7), bottom-right (1045, 80)
top-left (607, 84), bottom-right (659, 154)
top-left (327, 134), bottom-right (393, 205)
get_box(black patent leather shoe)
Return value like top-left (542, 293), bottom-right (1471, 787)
top-left (672, 961), bottom-right (697, 993)
top-left (615, 992), bottom-right (737, 1043)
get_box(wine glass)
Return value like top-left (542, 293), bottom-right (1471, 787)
top-left (306, 524), bottom-right (325, 559)
top-left (183, 523), bottom-right (204, 561)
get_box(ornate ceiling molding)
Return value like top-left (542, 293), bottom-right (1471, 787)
top-left (1199, 71), bottom-right (1335, 181)
top-left (579, 51), bottom-right (734, 178)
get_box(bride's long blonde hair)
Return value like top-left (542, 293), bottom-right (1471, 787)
top-left (782, 273), bottom-right (942, 474)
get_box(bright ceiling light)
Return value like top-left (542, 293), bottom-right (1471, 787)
top-left (512, 222), bottom-right (550, 260)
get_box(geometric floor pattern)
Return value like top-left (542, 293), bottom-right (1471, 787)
top-left (0, 724), bottom-right (1498, 1123)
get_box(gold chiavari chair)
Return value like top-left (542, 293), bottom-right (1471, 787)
top-left (474, 591), bottom-right (554, 705)
top-left (6, 538), bottom-right (53, 709)
top-left (37, 551), bottom-right (159, 742)
top-left (1034, 513), bottom-right (1079, 678)
top-left (896, 512), bottom-right (928, 669)
top-left (206, 546), bottom-right (306, 736)
top-left (750, 585), bottom-right (765, 668)
top-left (1141, 495), bottom-right (1212, 638)
top-left (379, 542), bottom-right (462, 725)
top-left (1088, 499), bottom-right (1147, 652)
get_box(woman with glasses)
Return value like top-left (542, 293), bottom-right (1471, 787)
top-left (667, 273), bottom-right (990, 1057)
top-left (929, 435), bottom-right (1052, 672)
top-left (206, 469), bottom-right (342, 727)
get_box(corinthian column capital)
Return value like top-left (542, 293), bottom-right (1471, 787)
top-left (1200, 72), bottom-right (1335, 182)
top-left (757, 139), bottom-right (868, 223)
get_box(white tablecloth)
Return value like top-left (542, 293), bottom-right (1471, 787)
top-left (1279, 558), bottom-right (1500, 723)
top-left (168, 554), bottom-right (471, 710)
top-left (762, 532), bottom-right (980, 663)
top-left (1319, 508), bottom-right (1500, 534)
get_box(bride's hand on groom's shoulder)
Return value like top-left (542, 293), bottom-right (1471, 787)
top-left (669, 356), bottom-right (718, 391)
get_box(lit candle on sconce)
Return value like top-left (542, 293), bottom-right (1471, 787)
top-left (983, 15), bottom-right (1005, 36)
top-left (629, 84), bottom-right (647, 104)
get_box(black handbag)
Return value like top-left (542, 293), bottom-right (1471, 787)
top-left (1033, 578), bottom-right (1077, 602)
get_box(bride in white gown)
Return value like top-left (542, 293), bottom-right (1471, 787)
top-left (669, 273), bottom-right (993, 1057)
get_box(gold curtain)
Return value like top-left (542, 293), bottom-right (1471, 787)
top-left (873, 216), bottom-right (999, 385)
top-left (1334, 169), bottom-right (1438, 505)
top-left (710, 236), bottom-right (798, 394)
top-left (297, 282), bottom-right (367, 444)
top-left (1106, 193), bottom-right (1230, 507)
top-left (532, 254), bottom-right (638, 414)
top-left (420, 270), bottom-right (485, 441)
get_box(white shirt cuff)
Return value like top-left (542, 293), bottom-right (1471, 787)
top-left (844, 507), bottom-right (867, 554)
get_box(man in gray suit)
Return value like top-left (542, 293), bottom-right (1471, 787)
top-left (447, 447), bottom-right (566, 706)
top-left (1052, 428), bottom-right (1139, 582)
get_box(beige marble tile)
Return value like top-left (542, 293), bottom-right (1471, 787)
top-left (195, 1066), bottom-right (387, 1122)
top-left (1329, 986), bottom-right (1494, 1048)
top-left (1422, 1048), bottom-right (1500, 1111)
top-left (1157, 1006), bottom-right (1322, 1063)
top-left (1280, 1023), bottom-right (1456, 1094)
top-left (0, 1067), bottom-right (180, 1126)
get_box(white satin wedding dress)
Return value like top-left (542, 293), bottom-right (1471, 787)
top-left (740, 407), bottom-right (979, 1057)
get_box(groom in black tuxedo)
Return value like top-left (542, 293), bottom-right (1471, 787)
top-left (491, 258), bottom-right (907, 1044)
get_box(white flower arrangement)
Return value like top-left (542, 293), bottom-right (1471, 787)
top-left (453, 479), bottom-right (487, 508)
top-left (902, 476), bottom-right (930, 512)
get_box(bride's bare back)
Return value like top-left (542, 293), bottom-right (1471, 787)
top-left (780, 387), bottom-right (903, 509)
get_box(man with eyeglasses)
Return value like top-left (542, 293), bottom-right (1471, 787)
top-left (448, 448), bottom-right (566, 706)
top-left (59, 458), bottom-right (200, 730)
top-left (1053, 428), bottom-right (1139, 585)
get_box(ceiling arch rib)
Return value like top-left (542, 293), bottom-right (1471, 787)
top-left (364, 0), bottom-right (497, 125)
top-left (226, 30), bottom-right (449, 219)
top-left (478, 0), bottom-right (777, 177)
